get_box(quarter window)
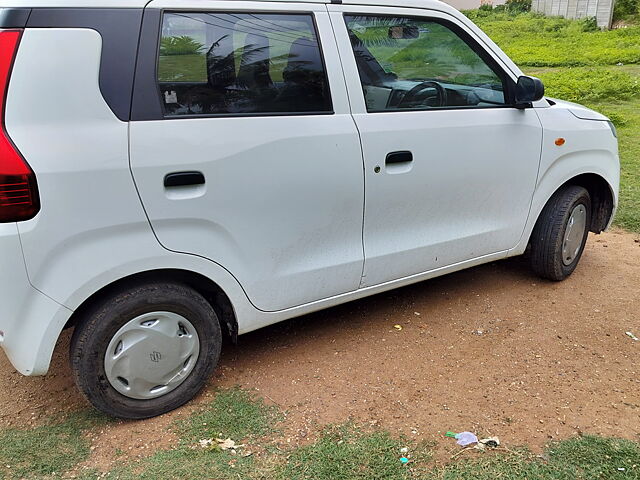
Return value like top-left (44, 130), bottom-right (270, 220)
top-left (158, 13), bottom-right (332, 116)
top-left (344, 15), bottom-right (508, 112)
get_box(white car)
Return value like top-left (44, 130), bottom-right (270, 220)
top-left (0, 0), bottom-right (619, 418)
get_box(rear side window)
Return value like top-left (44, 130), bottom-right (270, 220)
top-left (158, 12), bottom-right (333, 116)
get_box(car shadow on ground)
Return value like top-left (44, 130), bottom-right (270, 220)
top-left (220, 254), bottom-right (534, 362)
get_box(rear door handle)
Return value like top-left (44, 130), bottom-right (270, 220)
top-left (164, 171), bottom-right (205, 188)
top-left (386, 151), bottom-right (413, 165)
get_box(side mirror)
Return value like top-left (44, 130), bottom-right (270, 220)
top-left (388, 26), bottom-right (419, 40)
top-left (515, 76), bottom-right (545, 105)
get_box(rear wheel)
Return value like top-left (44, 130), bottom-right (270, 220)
top-left (530, 185), bottom-right (591, 281)
top-left (70, 282), bottom-right (221, 419)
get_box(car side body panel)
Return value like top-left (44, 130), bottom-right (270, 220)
top-left (0, 223), bottom-right (72, 376)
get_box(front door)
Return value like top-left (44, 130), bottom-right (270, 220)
top-left (329, 6), bottom-right (543, 287)
top-left (130, 3), bottom-right (365, 311)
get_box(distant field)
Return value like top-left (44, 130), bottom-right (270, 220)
top-left (467, 10), bottom-right (640, 66)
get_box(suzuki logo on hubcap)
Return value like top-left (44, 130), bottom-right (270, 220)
top-left (150, 351), bottom-right (162, 363)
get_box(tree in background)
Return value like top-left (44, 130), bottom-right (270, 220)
top-left (613, 0), bottom-right (640, 22)
top-left (505, 0), bottom-right (533, 13)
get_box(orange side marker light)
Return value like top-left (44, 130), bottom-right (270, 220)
top-left (555, 137), bottom-right (566, 146)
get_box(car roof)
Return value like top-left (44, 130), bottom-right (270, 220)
top-left (6, 0), bottom-right (457, 14)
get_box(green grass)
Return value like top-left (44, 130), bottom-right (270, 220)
top-left (467, 11), bottom-right (640, 67)
top-left (615, 106), bottom-right (640, 232)
top-left (280, 424), bottom-right (433, 480)
top-left (174, 386), bottom-right (281, 445)
top-left (158, 54), bottom-right (207, 83)
top-left (279, 433), bottom-right (640, 480)
top-left (91, 388), bottom-right (283, 480)
top-left (547, 435), bottom-right (640, 478)
top-left (535, 67), bottom-right (640, 103)
top-left (0, 410), bottom-right (110, 479)
top-left (83, 422), bottom-right (640, 480)
top-left (2, 389), bottom-right (640, 479)
top-left (430, 437), bottom-right (640, 479)
top-left (99, 446), bottom-right (263, 480)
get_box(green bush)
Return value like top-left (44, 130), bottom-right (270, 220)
top-left (579, 16), bottom-right (599, 32)
top-left (160, 36), bottom-right (204, 56)
top-left (505, 0), bottom-right (532, 13)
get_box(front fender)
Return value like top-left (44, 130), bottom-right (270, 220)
top-left (511, 105), bottom-right (619, 255)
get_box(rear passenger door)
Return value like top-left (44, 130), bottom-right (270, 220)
top-left (129, 2), bottom-right (365, 312)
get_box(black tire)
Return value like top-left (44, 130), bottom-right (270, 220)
top-left (70, 282), bottom-right (222, 419)
top-left (530, 185), bottom-right (591, 281)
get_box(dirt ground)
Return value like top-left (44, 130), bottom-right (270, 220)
top-left (1, 230), bottom-right (639, 469)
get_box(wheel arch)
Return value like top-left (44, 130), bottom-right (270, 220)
top-left (512, 165), bottom-right (618, 257)
top-left (525, 172), bottom-right (616, 248)
top-left (65, 269), bottom-right (238, 343)
top-left (560, 172), bottom-right (615, 234)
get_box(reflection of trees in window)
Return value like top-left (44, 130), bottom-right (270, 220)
top-left (157, 12), bottom-right (331, 115)
top-left (160, 36), bottom-right (204, 56)
top-left (347, 17), bottom-right (499, 86)
top-left (206, 35), bottom-right (237, 89)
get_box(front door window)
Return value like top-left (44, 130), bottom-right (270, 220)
top-left (344, 15), bottom-right (508, 112)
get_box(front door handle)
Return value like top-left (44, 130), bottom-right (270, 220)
top-left (386, 151), bottom-right (413, 165)
top-left (164, 171), bottom-right (205, 188)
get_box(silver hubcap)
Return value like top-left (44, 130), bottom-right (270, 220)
top-left (562, 204), bottom-right (588, 266)
top-left (104, 312), bottom-right (200, 400)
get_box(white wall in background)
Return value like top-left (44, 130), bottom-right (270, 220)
top-left (532, 0), bottom-right (614, 27)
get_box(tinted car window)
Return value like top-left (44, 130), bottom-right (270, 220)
top-left (344, 15), bottom-right (507, 112)
top-left (158, 12), bottom-right (332, 116)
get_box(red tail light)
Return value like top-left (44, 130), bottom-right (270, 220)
top-left (0, 29), bottom-right (40, 223)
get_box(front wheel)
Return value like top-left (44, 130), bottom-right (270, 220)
top-left (70, 282), bottom-right (222, 419)
top-left (530, 185), bottom-right (591, 281)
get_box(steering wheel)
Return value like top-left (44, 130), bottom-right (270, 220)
top-left (397, 81), bottom-right (447, 108)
